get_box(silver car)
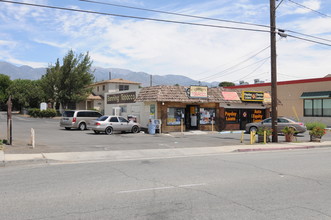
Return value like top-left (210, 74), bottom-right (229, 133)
top-left (245, 117), bottom-right (307, 134)
top-left (89, 115), bottom-right (140, 135)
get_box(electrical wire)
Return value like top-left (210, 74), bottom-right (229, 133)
top-left (196, 45), bottom-right (271, 82)
top-left (286, 34), bottom-right (331, 47)
top-left (79, 0), bottom-right (271, 29)
top-left (205, 56), bottom-right (271, 82)
top-left (228, 57), bottom-right (270, 83)
top-left (287, 0), bottom-right (331, 18)
top-left (0, 0), bottom-right (270, 33)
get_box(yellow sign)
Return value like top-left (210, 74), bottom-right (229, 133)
top-left (241, 91), bottom-right (264, 102)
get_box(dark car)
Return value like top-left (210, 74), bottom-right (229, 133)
top-left (245, 117), bottom-right (307, 134)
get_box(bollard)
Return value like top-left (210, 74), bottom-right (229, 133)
top-left (240, 131), bottom-right (244, 143)
top-left (264, 130), bottom-right (267, 144)
top-left (250, 131), bottom-right (256, 145)
top-left (30, 128), bottom-right (35, 149)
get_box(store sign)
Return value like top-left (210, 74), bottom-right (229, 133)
top-left (107, 92), bottom-right (136, 104)
top-left (190, 86), bottom-right (208, 98)
top-left (241, 91), bottom-right (264, 102)
top-left (225, 110), bottom-right (237, 122)
top-left (252, 109), bottom-right (263, 122)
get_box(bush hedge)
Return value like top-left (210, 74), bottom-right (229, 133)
top-left (28, 108), bottom-right (57, 118)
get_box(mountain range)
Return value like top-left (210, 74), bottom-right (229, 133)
top-left (0, 61), bottom-right (220, 87)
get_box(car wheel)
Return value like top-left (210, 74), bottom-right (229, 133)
top-left (79, 123), bottom-right (86, 131)
top-left (249, 126), bottom-right (258, 133)
top-left (105, 127), bottom-right (113, 135)
top-left (93, 130), bottom-right (100, 134)
top-left (131, 126), bottom-right (140, 133)
top-left (65, 127), bottom-right (71, 130)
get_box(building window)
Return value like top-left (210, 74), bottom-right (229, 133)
top-left (304, 99), bottom-right (331, 117)
top-left (119, 85), bottom-right (129, 91)
top-left (103, 85), bottom-right (105, 91)
top-left (199, 108), bottom-right (216, 125)
top-left (225, 110), bottom-right (239, 123)
top-left (97, 86), bottom-right (99, 92)
top-left (167, 107), bottom-right (185, 125)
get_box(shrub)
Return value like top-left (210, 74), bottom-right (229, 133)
top-left (28, 108), bottom-right (41, 118)
top-left (256, 126), bottom-right (272, 136)
top-left (306, 122), bottom-right (326, 130)
top-left (41, 109), bottom-right (57, 118)
top-left (28, 108), bottom-right (56, 118)
top-left (309, 127), bottom-right (326, 137)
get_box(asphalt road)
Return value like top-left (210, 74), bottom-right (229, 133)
top-left (1, 113), bottom-right (331, 154)
top-left (1, 148), bottom-right (331, 219)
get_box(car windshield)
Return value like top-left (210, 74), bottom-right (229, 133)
top-left (96, 116), bottom-right (109, 121)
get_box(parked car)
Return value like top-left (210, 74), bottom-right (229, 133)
top-left (88, 115), bottom-right (140, 135)
top-left (60, 110), bottom-right (102, 130)
top-left (245, 117), bottom-right (307, 134)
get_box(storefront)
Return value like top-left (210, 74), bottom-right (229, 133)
top-left (227, 76), bottom-right (331, 127)
top-left (135, 85), bottom-right (271, 133)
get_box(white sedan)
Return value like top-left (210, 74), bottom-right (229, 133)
top-left (88, 115), bottom-right (140, 135)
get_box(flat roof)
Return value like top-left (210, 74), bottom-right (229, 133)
top-left (226, 76), bottom-right (331, 89)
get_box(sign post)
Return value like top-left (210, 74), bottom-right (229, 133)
top-left (6, 96), bottom-right (12, 145)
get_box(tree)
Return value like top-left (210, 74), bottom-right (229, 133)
top-left (0, 74), bottom-right (12, 110)
top-left (7, 79), bottom-right (45, 111)
top-left (219, 81), bottom-right (235, 87)
top-left (42, 50), bottom-right (94, 109)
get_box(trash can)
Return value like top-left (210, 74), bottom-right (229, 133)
top-left (148, 119), bottom-right (156, 135)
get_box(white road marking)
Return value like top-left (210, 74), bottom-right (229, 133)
top-left (116, 183), bottom-right (206, 194)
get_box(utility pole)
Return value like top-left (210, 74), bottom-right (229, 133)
top-left (270, 0), bottom-right (278, 142)
top-left (150, 75), bottom-right (152, 87)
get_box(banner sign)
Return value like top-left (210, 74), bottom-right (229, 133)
top-left (107, 92), bottom-right (136, 104)
top-left (241, 91), bottom-right (264, 102)
top-left (190, 86), bottom-right (208, 98)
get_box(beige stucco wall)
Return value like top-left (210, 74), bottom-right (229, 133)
top-left (231, 80), bottom-right (331, 126)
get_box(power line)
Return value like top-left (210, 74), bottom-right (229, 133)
top-left (0, 0), bottom-right (271, 33)
top-left (286, 33), bottom-right (331, 47)
top-left (228, 57), bottom-right (270, 83)
top-left (79, 0), bottom-right (270, 29)
top-left (197, 46), bottom-right (270, 82)
top-left (82, 0), bottom-right (331, 47)
top-left (287, 0), bottom-right (331, 18)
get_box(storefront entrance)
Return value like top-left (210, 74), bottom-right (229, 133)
top-left (185, 105), bottom-right (199, 130)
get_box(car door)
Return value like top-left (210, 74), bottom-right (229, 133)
top-left (278, 118), bottom-right (290, 132)
top-left (118, 117), bottom-right (131, 131)
top-left (261, 118), bottom-right (272, 130)
top-left (109, 116), bottom-right (121, 131)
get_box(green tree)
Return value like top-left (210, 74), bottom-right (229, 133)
top-left (7, 79), bottom-right (45, 111)
top-left (42, 50), bottom-right (94, 109)
top-left (0, 74), bottom-right (12, 110)
top-left (219, 81), bottom-right (235, 87)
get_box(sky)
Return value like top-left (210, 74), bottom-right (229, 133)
top-left (0, 0), bottom-right (330, 84)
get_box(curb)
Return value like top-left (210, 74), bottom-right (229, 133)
top-left (0, 150), bottom-right (4, 167)
top-left (236, 145), bottom-right (315, 152)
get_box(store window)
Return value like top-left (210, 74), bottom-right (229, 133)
top-left (304, 99), bottom-right (331, 117)
top-left (167, 107), bottom-right (185, 125)
top-left (199, 108), bottom-right (216, 125)
top-left (120, 105), bottom-right (127, 113)
top-left (225, 110), bottom-right (239, 123)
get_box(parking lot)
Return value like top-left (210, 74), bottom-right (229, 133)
top-left (1, 113), bottom-right (330, 154)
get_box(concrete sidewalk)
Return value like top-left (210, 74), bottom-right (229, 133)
top-left (1, 141), bottom-right (331, 165)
